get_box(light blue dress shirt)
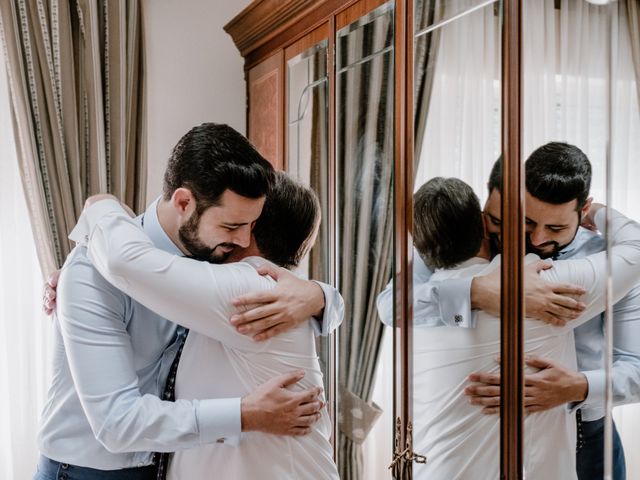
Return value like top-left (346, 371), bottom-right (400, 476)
top-left (556, 227), bottom-right (640, 421)
top-left (38, 198), bottom-right (343, 470)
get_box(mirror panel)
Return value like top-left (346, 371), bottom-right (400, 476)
top-left (335, 2), bottom-right (395, 478)
top-left (412, 0), bottom-right (502, 478)
top-left (285, 32), bottom-right (333, 405)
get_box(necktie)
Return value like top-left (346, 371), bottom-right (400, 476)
top-left (153, 329), bottom-right (189, 480)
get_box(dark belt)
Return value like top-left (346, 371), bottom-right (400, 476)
top-left (36, 456), bottom-right (158, 480)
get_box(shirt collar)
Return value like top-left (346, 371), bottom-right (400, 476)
top-left (139, 197), bottom-right (184, 256)
top-left (554, 226), bottom-right (594, 259)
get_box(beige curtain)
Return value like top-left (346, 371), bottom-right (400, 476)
top-left (0, 0), bottom-right (146, 275)
top-left (626, 0), bottom-right (640, 112)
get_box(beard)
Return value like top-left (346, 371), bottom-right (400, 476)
top-left (178, 210), bottom-right (237, 264)
top-left (525, 223), bottom-right (579, 259)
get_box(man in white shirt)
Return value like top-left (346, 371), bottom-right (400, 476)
top-left (72, 172), bottom-right (339, 479)
top-left (35, 124), bottom-right (342, 479)
top-left (409, 176), bottom-right (640, 479)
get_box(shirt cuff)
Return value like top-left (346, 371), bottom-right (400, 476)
top-left (577, 369), bottom-right (605, 411)
top-left (437, 277), bottom-right (475, 328)
top-left (312, 280), bottom-right (345, 336)
top-left (69, 199), bottom-right (124, 245)
top-left (196, 397), bottom-right (242, 447)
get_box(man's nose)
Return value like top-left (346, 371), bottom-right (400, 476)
top-left (232, 227), bottom-right (251, 248)
top-left (529, 227), bottom-right (547, 246)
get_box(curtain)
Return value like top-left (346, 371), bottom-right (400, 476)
top-left (414, 0), bottom-right (444, 162)
top-left (0, 0), bottom-right (146, 275)
top-left (626, 0), bottom-right (640, 113)
top-left (414, 0), bottom-right (502, 198)
top-left (0, 49), bottom-right (52, 480)
top-left (335, 4), bottom-right (394, 478)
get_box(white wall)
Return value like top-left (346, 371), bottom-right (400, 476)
top-left (142, 0), bottom-right (252, 203)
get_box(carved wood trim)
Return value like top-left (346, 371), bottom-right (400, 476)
top-left (224, 0), bottom-right (328, 58)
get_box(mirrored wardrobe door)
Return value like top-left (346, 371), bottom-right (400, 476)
top-left (609, 0), bottom-right (640, 471)
top-left (284, 22), bottom-right (335, 446)
top-left (335, 1), bottom-right (396, 478)
top-left (410, 0), bottom-right (504, 478)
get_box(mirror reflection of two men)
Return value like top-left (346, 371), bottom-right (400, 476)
top-left (377, 142), bottom-right (640, 479)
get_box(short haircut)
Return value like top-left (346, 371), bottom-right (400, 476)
top-left (413, 177), bottom-right (484, 269)
top-left (487, 156), bottom-right (503, 194)
top-left (253, 172), bottom-right (320, 269)
top-left (163, 123), bottom-right (275, 212)
top-left (525, 142), bottom-right (591, 210)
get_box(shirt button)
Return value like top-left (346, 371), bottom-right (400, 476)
top-left (60, 464), bottom-right (69, 470)
top-left (454, 314), bottom-right (464, 324)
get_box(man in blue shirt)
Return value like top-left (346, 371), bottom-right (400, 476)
top-left (465, 143), bottom-right (640, 479)
top-left (36, 123), bottom-right (343, 479)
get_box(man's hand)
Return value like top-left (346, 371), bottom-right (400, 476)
top-left (470, 262), bottom-right (586, 325)
top-left (43, 270), bottom-right (61, 315)
top-left (580, 201), bottom-right (604, 232)
top-left (465, 355), bottom-right (588, 414)
top-left (231, 263), bottom-right (325, 341)
top-left (241, 371), bottom-right (324, 436)
top-left (523, 261), bottom-right (586, 326)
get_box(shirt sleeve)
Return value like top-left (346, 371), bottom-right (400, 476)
top-left (56, 254), bottom-right (241, 454)
top-left (540, 208), bottom-right (640, 330)
top-left (579, 284), bottom-right (640, 410)
top-left (311, 281), bottom-right (345, 336)
top-left (78, 201), bottom-right (275, 352)
top-left (376, 251), bottom-right (475, 328)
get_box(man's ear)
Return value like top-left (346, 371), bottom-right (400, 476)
top-left (171, 188), bottom-right (196, 218)
top-left (580, 196), bottom-right (593, 221)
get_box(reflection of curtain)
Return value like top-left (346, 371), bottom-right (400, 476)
top-left (0, 0), bottom-right (146, 275)
top-left (336, 9), bottom-right (394, 479)
top-left (414, 0), bottom-right (501, 197)
top-left (0, 52), bottom-right (52, 480)
top-left (523, 0), bottom-right (640, 218)
top-left (627, 0), bottom-right (640, 112)
top-left (414, 0), bottom-right (444, 162)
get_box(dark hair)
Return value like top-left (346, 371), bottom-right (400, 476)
top-left (487, 156), bottom-right (503, 194)
top-left (525, 142), bottom-right (591, 210)
top-left (253, 172), bottom-right (320, 269)
top-left (414, 177), bottom-right (484, 269)
top-left (163, 123), bottom-right (275, 212)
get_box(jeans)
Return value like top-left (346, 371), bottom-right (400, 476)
top-left (33, 456), bottom-right (158, 480)
top-left (576, 414), bottom-right (626, 480)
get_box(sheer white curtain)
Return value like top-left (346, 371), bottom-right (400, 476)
top-left (414, 0), bottom-right (501, 200)
top-left (416, 0), bottom-right (640, 477)
top-left (0, 51), bottom-right (52, 479)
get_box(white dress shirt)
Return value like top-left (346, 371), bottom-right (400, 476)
top-left (77, 199), bottom-right (341, 479)
top-left (413, 208), bottom-right (640, 480)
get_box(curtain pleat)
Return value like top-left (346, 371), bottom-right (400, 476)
top-left (626, 0), bottom-right (640, 113)
top-left (0, 0), bottom-right (146, 275)
top-left (414, 0), bottom-right (444, 164)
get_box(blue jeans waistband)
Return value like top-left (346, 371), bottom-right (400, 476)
top-left (35, 456), bottom-right (157, 480)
